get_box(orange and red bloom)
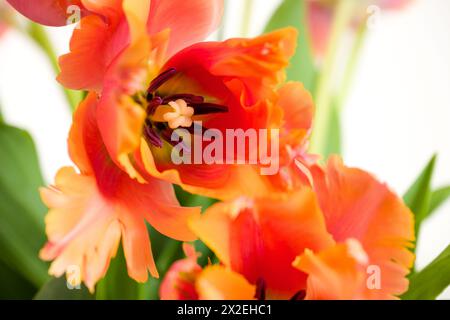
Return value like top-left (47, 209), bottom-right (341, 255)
top-left (163, 157), bottom-right (414, 300)
top-left (11, 1), bottom-right (314, 201)
top-left (19, 0), bottom-right (226, 290)
top-left (6, 0), bottom-right (416, 299)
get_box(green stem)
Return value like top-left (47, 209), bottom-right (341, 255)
top-left (336, 23), bottom-right (367, 111)
top-left (310, 0), bottom-right (357, 155)
top-left (27, 23), bottom-right (81, 111)
top-left (144, 239), bottom-right (182, 300)
top-left (241, 0), bottom-right (254, 37)
top-left (158, 240), bottom-right (182, 272)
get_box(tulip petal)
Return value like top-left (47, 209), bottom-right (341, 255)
top-left (163, 27), bottom-right (298, 113)
top-left (294, 240), bottom-right (369, 300)
top-left (277, 82), bottom-right (314, 145)
top-left (190, 189), bottom-right (334, 298)
top-left (58, 15), bottom-right (118, 91)
top-left (58, 0), bottom-right (151, 91)
top-left (196, 266), bottom-right (256, 300)
top-left (147, 0), bottom-right (224, 58)
top-left (139, 140), bottom-right (275, 201)
top-left (310, 156), bottom-right (415, 298)
top-left (160, 243), bottom-right (202, 300)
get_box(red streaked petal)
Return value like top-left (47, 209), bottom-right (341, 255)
top-left (164, 27), bottom-right (297, 108)
top-left (160, 243), bottom-right (202, 300)
top-left (190, 189), bottom-right (334, 298)
top-left (57, 0), bottom-right (150, 91)
top-left (39, 166), bottom-right (122, 292)
top-left (147, 0), bottom-right (223, 58)
top-left (57, 15), bottom-right (122, 91)
top-left (310, 156), bottom-right (415, 298)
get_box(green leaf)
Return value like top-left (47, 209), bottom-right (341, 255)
top-left (174, 185), bottom-right (218, 208)
top-left (0, 259), bottom-right (36, 299)
top-left (264, 0), bottom-right (316, 91)
top-left (0, 123), bottom-right (49, 287)
top-left (34, 277), bottom-right (94, 300)
top-left (402, 245), bottom-right (450, 300)
top-left (403, 155), bottom-right (436, 237)
top-left (429, 186), bottom-right (450, 215)
top-left (96, 246), bottom-right (140, 300)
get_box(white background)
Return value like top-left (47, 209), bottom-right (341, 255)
top-left (0, 0), bottom-right (449, 298)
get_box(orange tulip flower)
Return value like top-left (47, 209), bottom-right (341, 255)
top-left (19, 0), bottom-right (221, 291)
top-left (188, 156), bottom-right (414, 300)
top-left (39, 93), bottom-right (200, 292)
top-left (9, 1), bottom-right (314, 199)
top-left (58, 3), bottom-right (313, 199)
top-left (127, 28), bottom-right (314, 200)
top-left (104, 26), bottom-right (317, 200)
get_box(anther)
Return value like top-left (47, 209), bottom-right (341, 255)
top-left (290, 290), bottom-right (306, 301)
top-left (191, 102), bottom-right (228, 115)
top-left (143, 121), bottom-right (163, 148)
top-left (162, 94), bottom-right (204, 105)
top-left (254, 278), bottom-right (266, 301)
top-left (147, 68), bottom-right (177, 94)
top-left (146, 96), bottom-right (163, 115)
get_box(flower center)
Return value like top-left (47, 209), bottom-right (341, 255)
top-left (153, 99), bottom-right (194, 129)
top-left (143, 68), bottom-right (229, 148)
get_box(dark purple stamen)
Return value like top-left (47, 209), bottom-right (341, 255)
top-left (159, 129), bottom-right (177, 147)
top-left (191, 102), bottom-right (229, 115)
top-left (147, 68), bottom-right (177, 94)
top-left (162, 94), bottom-right (205, 105)
top-left (143, 122), bottom-right (163, 148)
top-left (254, 278), bottom-right (266, 301)
top-left (290, 290), bottom-right (306, 301)
top-left (146, 96), bottom-right (163, 115)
